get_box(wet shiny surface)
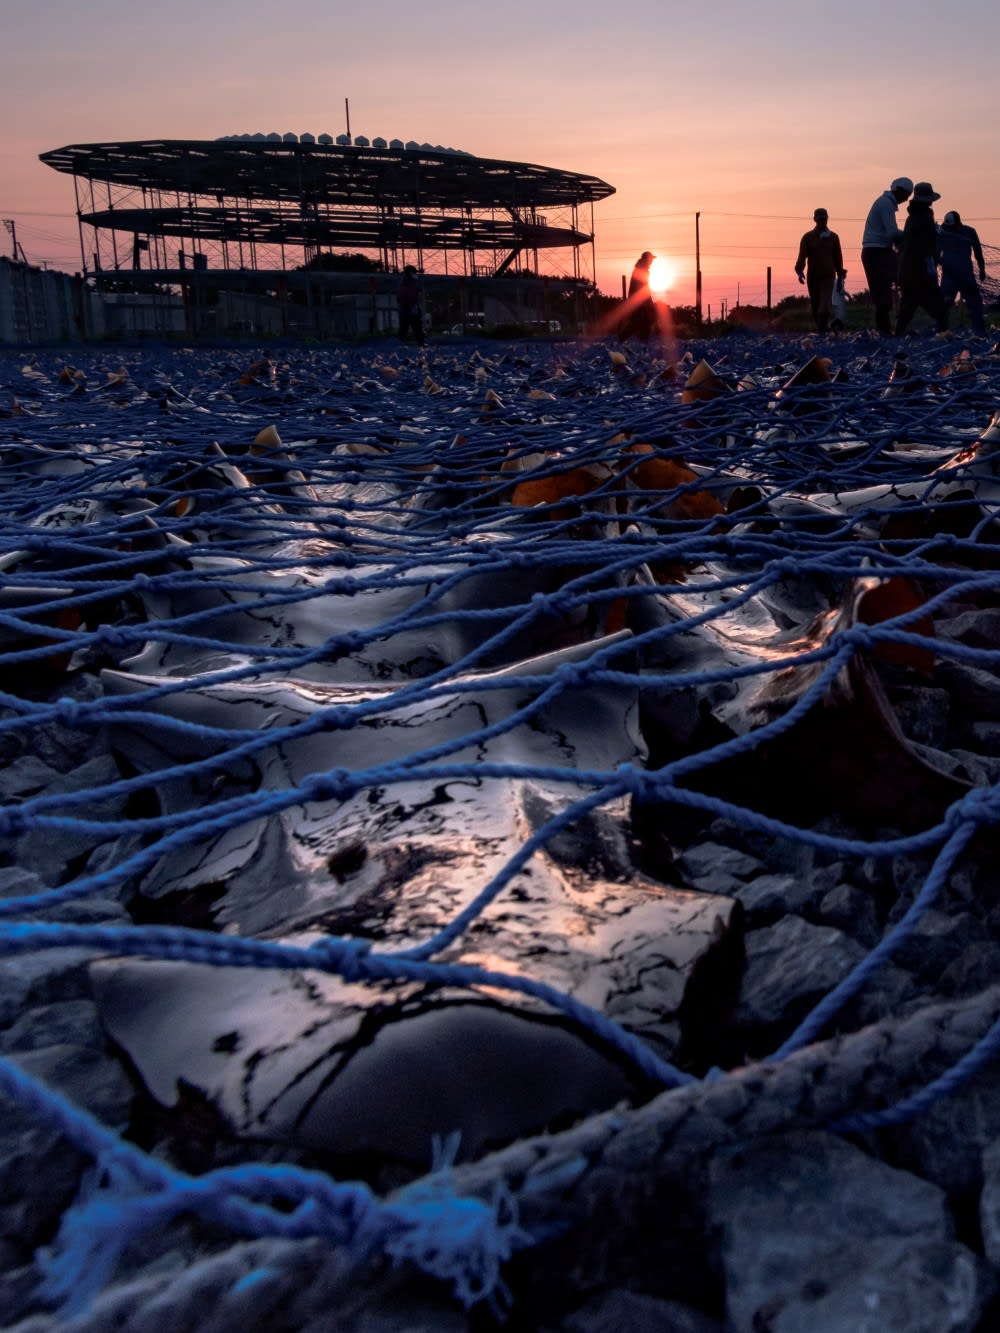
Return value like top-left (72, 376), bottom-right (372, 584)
top-left (6, 333), bottom-right (1000, 1172)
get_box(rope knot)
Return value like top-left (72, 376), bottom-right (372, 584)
top-left (769, 556), bottom-right (803, 578)
top-left (332, 630), bottom-right (365, 654)
top-left (949, 784), bottom-right (1000, 830)
top-left (556, 665), bottom-right (588, 689)
top-left (97, 624), bottom-right (132, 649)
top-left (53, 697), bottom-right (82, 727)
top-left (841, 623), bottom-right (879, 651)
top-left (615, 765), bottom-right (664, 803)
top-left (0, 805), bottom-right (30, 837)
top-left (318, 936), bottom-right (373, 983)
top-left (533, 591), bottom-right (573, 617)
top-left (303, 769), bottom-right (353, 802)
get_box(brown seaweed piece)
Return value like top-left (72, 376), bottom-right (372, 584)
top-left (680, 360), bottom-right (733, 404)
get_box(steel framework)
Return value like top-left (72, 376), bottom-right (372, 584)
top-left (40, 136), bottom-right (615, 286)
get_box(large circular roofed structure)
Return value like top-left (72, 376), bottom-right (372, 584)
top-left (40, 135), bottom-right (615, 285)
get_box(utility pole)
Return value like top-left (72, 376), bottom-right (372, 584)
top-left (767, 265), bottom-right (772, 311)
top-left (3, 219), bottom-right (26, 263)
top-left (695, 212), bottom-right (702, 330)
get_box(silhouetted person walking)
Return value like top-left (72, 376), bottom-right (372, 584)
top-left (938, 210), bottom-right (987, 336)
top-left (795, 209), bottom-right (846, 332)
top-left (396, 265), bottom-right (425, 347)
top-left (862, 177), bottom-right (912, 335)
top-left (895, 182), bottom-right (948, 335)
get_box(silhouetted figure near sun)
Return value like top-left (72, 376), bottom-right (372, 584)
top-left (795, 208), bottom-right (846, 333)
top-left (619, 251), bottom-right (657, 342)
top-left (938, 210), bottom-right (987, 336)
top-left (895, 182), bottom-right (948, 336)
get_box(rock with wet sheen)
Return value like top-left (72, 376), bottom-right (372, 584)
top-left (708, 1130), bottom-right (993, 1333)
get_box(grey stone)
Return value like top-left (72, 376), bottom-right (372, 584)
top-left (734, 915), bottom-right (867, 1035)
top-left (939, 942), bottom-right (1000, 998)
top-left (734, 873), bottom-right (825, 927)
top-left (705, 819), bottom-right (811, 875)
top-left (890, 1063), bottom-right (1000, 1199)
top-left (24, 694), bottom-right (108, 775)
top-left (708, 1130), bottom-right (990, 1333)
top-left (0, 1001), bottom-right (106, 1054)
top-left (677, 843), bottom-right (763, 885)
top-left (0, 951), bottom-right (93, 1030)
top-left (890, 848), bottom-right (940, 898)
top-left (0, 1115), bottom-right (86, 1250)
top-left (674, 867), bottom-right (745, 897)
top-left (854, 854), bottom-right (894, 893)
top-left (847, 962), bottom-right (920, 1028)
top-left (14, 756), bottom-right (127, 887)
top-left (0, 756), bottom-right (61, 802)
top-left (20, 896), bottom-right (130, 927)
top-left (0, 866), bottom-right (47, 900)
top-left (816, 882), bottom-right (881, 948)
top-left (936, 608), bottom-right (1000, 649)
top-left (888, 909), bottom-right (986, 984)
top-left (83, 833), bottom-right (156, 890)
top-left (766, 1237), bottom-right (989, 1333)
top-left (8, 1042), bottom-right (134, 1129)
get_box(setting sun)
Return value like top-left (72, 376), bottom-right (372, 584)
top-left (647, 256), bottom-right (676, 299)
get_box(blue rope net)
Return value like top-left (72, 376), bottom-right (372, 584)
top-left (3, 332), bottom-right (1000, 1312)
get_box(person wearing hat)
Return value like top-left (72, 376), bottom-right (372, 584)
top-left (937, 210), bottom-right (988, 336)
top-left (396, 264), bottom-right (425, 347)
top-left (795, 208), bottom-right (847, 332)
top-left (895, 183), bottom-right (948, 336)
top-left (861, 177), bottom-right (913, 335)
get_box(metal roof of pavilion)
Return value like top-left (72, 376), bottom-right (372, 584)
top-left (39, 138), bottom-right (616, 211)
top-left (74, 205), bottom-right (592, 251)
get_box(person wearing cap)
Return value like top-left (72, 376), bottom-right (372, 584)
top-left (895, 182), bottom-right (948, 336)
top-left (396, 264), bottom-right (425, 347)
top-left (795, 209), bottom-right (847, 333)
top-left (937, 210), bottom-right (987, 336)
top-left (861, 177), bottom-right (913, 335)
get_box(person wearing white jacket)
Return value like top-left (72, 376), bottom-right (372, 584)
top-left (861, 177), bottom-right (912, 335)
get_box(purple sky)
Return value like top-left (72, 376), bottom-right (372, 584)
top-left (3, 0), bottom-right (999, 307)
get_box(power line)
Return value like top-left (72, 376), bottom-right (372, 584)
top-left (0, 209), bottom-right (75, 219)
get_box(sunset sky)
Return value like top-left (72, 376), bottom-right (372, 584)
top-left (3, 0), bottom-right (999, 314)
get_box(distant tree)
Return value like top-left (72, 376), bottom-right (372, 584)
top-left (296, 252), bottom-right (384, 273)
top-left (667, 305), bottom-right (699, 335)
top-left (774, 293), bottom-right (811, 314)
